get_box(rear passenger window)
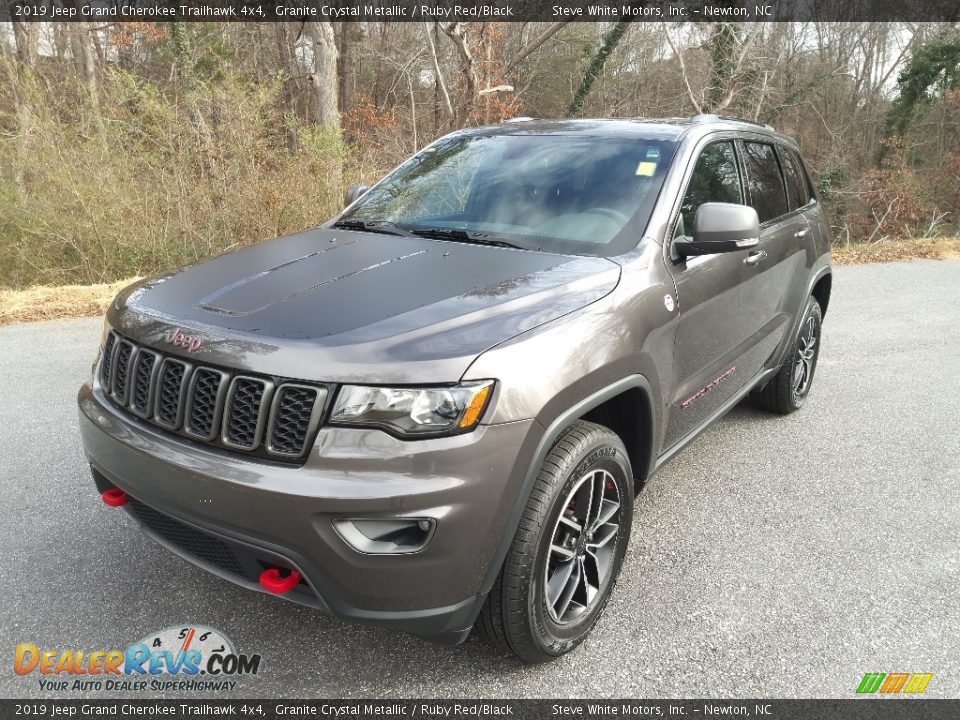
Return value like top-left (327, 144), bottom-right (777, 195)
top-left (742, 142), bottom-right (788, 223)
top-left (679, 141), bottom-right (742, 236)
top-left (779, 147), bottom-right (810, 210)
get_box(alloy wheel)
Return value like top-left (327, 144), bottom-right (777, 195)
top-left (544, 469), bottom-right (622, 624)
top-left (792, 314), bottom-right (819, 398)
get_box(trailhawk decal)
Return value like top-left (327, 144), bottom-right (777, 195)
top-left (680, 367), bottom-right (736, 410)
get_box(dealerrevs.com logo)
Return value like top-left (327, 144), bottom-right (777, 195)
top-left (13, 625), bottom-right (261, 693)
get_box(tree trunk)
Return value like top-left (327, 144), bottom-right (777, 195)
top-left (305, 21), bottom-right (339, 127)
top-left (10, 6), bottom-right (38, 70)
top-left (567, 21), bottom-right (631, 117)
top-left (71, 23), bottom-right (100, 116)
top-left (337, 23), bottom-right (353, 122)
top-left (8, 2), bottom-right (38, 193)
top-left (705, 22), bottom-right (741, 111)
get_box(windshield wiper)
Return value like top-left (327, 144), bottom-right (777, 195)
top-left (332, 219), bottom-right (418, 238)
top-left (405, 226), bottom-right (532, 251)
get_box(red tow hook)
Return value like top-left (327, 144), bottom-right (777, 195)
top-left (259, 567), bottom-right (301, 594)
top-left (101, 488), bottom-right (128, 507)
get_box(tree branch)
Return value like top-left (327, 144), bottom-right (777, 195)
top-left (664, 24), bottom-right (702, 114)
top-left (502, 21), bottom-right (569, 76)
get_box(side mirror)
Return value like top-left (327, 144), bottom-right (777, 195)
top-left (674, 202), bottom-right (760, 257)
top-left (344, 184), bottom-right (369, 208)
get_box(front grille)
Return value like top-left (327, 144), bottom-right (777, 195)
top-left (127, 497), bottom-right (246, 578)
top-left (99, 331), bottom-right (327, 462)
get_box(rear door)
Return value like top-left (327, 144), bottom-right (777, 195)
top-left (737, 140), bottom-right (811, 372)
top-left (775, 145), bottom-right (822, 324)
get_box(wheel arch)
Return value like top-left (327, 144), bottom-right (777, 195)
top-left (812, 271), bottom-right (832, 318)
top-left (478, 375), bottom-right (655, 598)
top-left (580, 386), bottom-right (654, 488)
top-left (770, 265), bottom-right (832, 371)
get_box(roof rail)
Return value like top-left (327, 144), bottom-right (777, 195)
top-left (691, 113), bottom-right (775, 131)
top-left (504, 116), bottom-right (536, 123)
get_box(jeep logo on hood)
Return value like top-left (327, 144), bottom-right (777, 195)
top-left (164, 327), bottom-right (203, 353)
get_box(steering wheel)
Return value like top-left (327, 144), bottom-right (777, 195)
top-left (588, 207), bottom-right (630, 225)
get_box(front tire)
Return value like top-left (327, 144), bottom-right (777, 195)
top-left (753, 296), bottom-right (822, 414)
top-left (477, 421), bottom-right (633, 663)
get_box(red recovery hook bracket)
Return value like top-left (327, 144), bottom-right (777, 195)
top-left (101, 488), bottom-right (128, 507)
top-left (259, 567), bottom-right (301, 594)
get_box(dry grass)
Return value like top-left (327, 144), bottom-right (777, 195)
top-left (0, 278), bottom-right (138, 326)
top-left (832, 237), bottom-right (960, 265)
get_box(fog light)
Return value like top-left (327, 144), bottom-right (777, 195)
top-left (334, 518), bottom-right (436, 555)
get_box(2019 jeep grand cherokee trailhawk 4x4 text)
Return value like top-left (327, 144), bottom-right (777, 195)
top-left (79, 115), bottom-right (832, 663)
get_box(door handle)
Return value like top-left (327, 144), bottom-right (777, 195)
top-left (794, 228), bottom-right (809, 239)
top-left (744, 250), bottom-right (767, 266)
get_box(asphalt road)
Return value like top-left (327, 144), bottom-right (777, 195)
top-left (1, 259), bottom-right (958, 699)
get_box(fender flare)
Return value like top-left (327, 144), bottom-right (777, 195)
top-left (771, 265), bottom-right (832, 371)
top-left (477, 373), bottom-right (655, 598)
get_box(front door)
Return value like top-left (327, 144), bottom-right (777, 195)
top-left (663, 139), bottom-right (760, 449)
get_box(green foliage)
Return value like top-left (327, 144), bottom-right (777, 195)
top-left (886, 39), bottom-right (960, 138)
top-left (817, 167), bottom-right (848, 203)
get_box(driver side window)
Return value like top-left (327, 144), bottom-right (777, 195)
top-left (677, 141), bottom-right (743, 238)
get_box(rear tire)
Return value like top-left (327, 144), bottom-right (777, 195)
top-left (753, 296), bottom-right (822, 414)
top-left (477, 420), bottom-right (633, 663)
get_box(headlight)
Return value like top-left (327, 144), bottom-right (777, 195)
top-left (330, 381), bottom-right (494, 438)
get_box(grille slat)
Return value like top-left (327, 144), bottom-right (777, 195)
top-left (269, 385), bottom-right (320, 456)
top-left (224, 378), bottom-right (268, 449)
top-left (155, 359), bottom-right (188, 429)
top-left (112, 341), bottom-right (134, 403)
top-left (101, 333), bottom-right (117, 389)
top-left (185, 369), bottom-right (225, 439)
top-left (131, 351), bottom-right (158, 416)
top-left (98, 331), bottom-right (324, 461)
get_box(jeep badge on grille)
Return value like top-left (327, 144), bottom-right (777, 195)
top-left (164, 327), bottom-right (203, 353)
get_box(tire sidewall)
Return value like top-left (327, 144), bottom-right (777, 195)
top-left (527, 438), bottom-right (633, 657)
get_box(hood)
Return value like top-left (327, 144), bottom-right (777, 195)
top-left (110, 228), bottom-right (620, 383)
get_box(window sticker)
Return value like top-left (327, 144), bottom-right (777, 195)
top-left (636, 161), bottom-right (657, 177)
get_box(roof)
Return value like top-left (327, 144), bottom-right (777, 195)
top-left (458, 115), bottom-right (791, 144)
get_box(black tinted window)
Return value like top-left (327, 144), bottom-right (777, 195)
top-left (742, 142), bottom-right (788, 223)
top-left (679, 141), bottom-right (742, 235)
top-left (780, 147), bottom-right (810, 210)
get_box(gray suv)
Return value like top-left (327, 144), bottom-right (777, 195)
top-left (79, 115), bottom-right (831, 662)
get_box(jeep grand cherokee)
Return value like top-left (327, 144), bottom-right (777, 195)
top-left (79, 115), bottom-right (832, 662)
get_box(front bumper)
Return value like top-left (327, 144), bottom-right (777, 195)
top-left (78, 382), bottom-right (539, 645)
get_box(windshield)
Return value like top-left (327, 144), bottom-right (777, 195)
top-left (338, 133), bottom-right (678, 256)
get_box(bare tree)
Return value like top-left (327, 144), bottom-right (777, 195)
top-left (305, 21), bottom-right (339, 127)
top-left (71, 23), bottom-right (100, 115)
